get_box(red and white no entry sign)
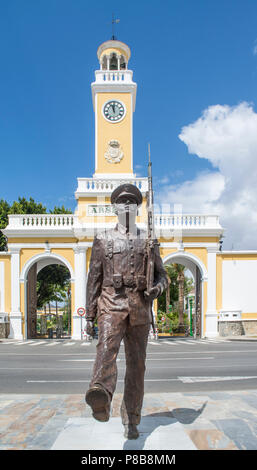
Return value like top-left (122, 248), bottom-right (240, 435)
top-left (77, 307), bottom-right (85, 317)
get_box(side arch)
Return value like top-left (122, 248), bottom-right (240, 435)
top-left (162, 251), bottom-right (208, 282)
top-left (162, 250), bottom-right (207, 338)
top-left (20, 252), bottom-right (75, 283)
top-left (20, 252), bottom-right (74, 340)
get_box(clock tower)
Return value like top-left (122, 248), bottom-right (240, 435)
top-left (91, 40), bottom-right (137, 178)
top-left (75, 39), bottom-right (148, 231)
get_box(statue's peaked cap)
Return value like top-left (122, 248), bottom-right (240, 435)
top-left (111, 184), bottom-right (143, 206)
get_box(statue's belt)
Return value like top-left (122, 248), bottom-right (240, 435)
top-left (103, 274), bottom-right (147, 290)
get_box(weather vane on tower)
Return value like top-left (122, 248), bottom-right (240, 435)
top-left (111, 13), bottom-right (120, 40)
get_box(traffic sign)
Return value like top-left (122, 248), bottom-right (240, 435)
top-left (77, 307), bottom-right (85, 317)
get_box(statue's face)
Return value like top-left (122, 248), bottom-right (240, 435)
top-left (114, 196), bottom-right (138, 216)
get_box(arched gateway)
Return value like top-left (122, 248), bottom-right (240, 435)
top-left (163, 251), bottom-right (208, 338)
top-left (21, 253), bottom-right (74, 339)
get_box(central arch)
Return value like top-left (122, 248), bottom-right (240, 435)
top-left (162, 251), bottom-right (207, 338)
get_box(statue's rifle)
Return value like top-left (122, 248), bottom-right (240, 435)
top-left (145, 143), bottom-right (157, 334)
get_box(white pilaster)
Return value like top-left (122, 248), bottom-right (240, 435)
top-left (0, 261), bottom-right (5, 312)
top-left (72, 245), bottom-right (87, 340)
top-left (9, 248), bottom-right (23, 339)
top-left (205, 248), bottom-right (218, 338)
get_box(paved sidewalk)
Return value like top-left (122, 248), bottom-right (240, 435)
top-left (212, 335), bottom-right (257, 341)
top-left (0, 390), bottom-right (257, 450)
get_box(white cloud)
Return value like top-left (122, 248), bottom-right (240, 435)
top-left (157, 171), bottom-right (224, 213)
top-left (157, 102), bottom-right (257, 249)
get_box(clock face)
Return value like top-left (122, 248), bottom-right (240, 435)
top-left (103, 100), bottom-right (125, 122)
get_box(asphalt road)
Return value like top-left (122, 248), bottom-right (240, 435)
top-left (1, 337), bottom-right (257, 394)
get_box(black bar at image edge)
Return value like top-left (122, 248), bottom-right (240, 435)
top-left (1, 450), bottom-right (254, 465)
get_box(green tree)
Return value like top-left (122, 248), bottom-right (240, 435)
top-left (49, 205), bottom-right (73, 214)
top-left (37, 265), bottom-right (70, 309)
top-left (10, 197), bottom-right (47, 215)
top-left (158, 264), bottom-right (194, 322)
top-left (0, 200), bottom-right (10, 251)
top-left (37, 265), bottom-right (71, 335)
top-left (173, 263), bottom-right (186, 328)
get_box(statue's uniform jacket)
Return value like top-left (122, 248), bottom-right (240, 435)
top-left (86, 222), bottom-right (169, 325)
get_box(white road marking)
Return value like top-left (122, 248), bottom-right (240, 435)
top-left (146, 357), bottom-right (214, 361)
top-left (60, 358), bottom-right (120, 362)
top-left (29, 341), bottom-right (47, 346)
top-left (26, 378), bottom-right (180, 383)
top-left (27, 380), bottom-right (90, 383)
top-left (0, 341), bottom-right (17, 345)
top-left (13, 341), bottom-right (35, 345)
top-left (178, 375), bottom-right (257, 383)
top-left (45, 342), bottom-right (61, 346)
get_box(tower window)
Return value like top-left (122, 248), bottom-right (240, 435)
top-left (120, 55), bottom-right (127, 70)
top-left (101, 55), bottom-right (107, 70)
top-left (110, 53), bottom-right (118, 70)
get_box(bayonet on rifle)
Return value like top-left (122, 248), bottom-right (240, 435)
top-left (145, 143), bottom-right (157, 333)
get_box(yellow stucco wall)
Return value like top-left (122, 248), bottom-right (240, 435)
top-left (160, 247), bottom-right (207, 270)
top-left (216, 254), bottom-right (223, 312)
top-left (0, 255), bottom-right (11, 313)
top-left (203, 281), bottom-right (208, 335)
top-left (21, 282), bottom-right (25, 336)
top-left (95, 92), bottom-right (133, 175)
top-left (8, 238), bottom-right (77, 244)
top-left (71, 282), bottom-right (75, 336)
top-left (86, 247), bottom-right (92, 272)
top-left (220, 253), bottom-right (257, 260)
top-left (242, 313), bottom-right (257, 319)
top-left (20, 248), bottom-right (45, 274)
top-left (159, 237), bottom-right (219, 244)
top-left (51, 248), bottom-right (74, 272)
top-left (217, 253), bottom-right (257, 319)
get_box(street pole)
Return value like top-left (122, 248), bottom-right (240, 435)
top-left (189, 298), bottom-right (193, 337)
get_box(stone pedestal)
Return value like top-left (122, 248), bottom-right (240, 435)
top-left (51, 417), bottom-right (196, 451)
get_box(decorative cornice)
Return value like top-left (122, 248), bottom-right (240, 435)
top-left (91, 80), bottom-right (137, 112)
top-left (8, 247), bottom-right (21, 254)
top-left (73, 243), bottom-right (89, 254)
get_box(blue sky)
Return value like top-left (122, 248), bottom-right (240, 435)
top-left (1, 0), bottom-right (257, 248)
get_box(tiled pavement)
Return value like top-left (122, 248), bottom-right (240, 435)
top-left (1, 390), bottom-right (257, 450)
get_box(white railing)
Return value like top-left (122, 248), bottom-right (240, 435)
top-left (5, 212), bottom-right (221, 232)
top-left (154, 214), bottom-right (221, 229)
top-left (7, 214), bottom-right (75, 229)
top-left (75, 177), bottom-right (148, 195)
top-left (94, 69), bottom-right (134, 83)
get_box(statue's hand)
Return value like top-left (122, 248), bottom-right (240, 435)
top-left (86, 320), bottom-right (95, 337)
top-left (144, 285), bottom-right (161, 301)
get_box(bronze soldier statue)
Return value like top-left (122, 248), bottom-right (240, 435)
top-left (85, 183), bottom-right (169, 439)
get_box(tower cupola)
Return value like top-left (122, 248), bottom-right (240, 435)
top-left (97, 40), bottom-right (131, 71)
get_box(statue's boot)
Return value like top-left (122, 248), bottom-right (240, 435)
top-left (124, 423), bottom-right (139, 440)
top-left (85, 384), bottom-right (111, 422)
